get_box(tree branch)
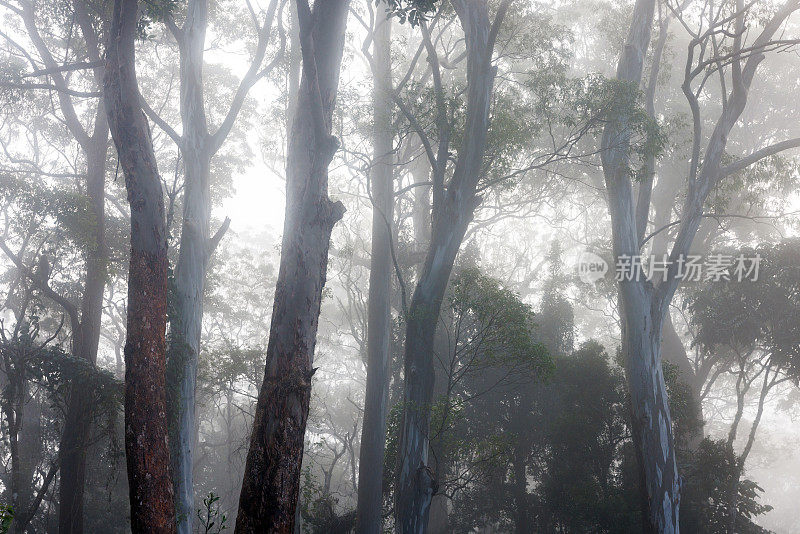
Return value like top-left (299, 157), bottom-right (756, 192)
top-left (206, 216), bottom-right (231, 258)
top-left (0, 81), bottom-right (101, 98)
top-left (0, 237), bottom-right (80, 329)
top-left (24, 61), bottom-right (103, 78)
top-left (209, 0), bottom-right (283, 154)
top-left (19, 1), bottom-right (90, 147)
top-left (719, 137), bottom-right (800, 177)
top-left (139, 91), bottom-right (182, 146)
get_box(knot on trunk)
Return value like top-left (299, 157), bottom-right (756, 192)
top-left (319, 198), bottom-right (346, 228)
top-left (322, 134), bottom-right (340, 165)
top-left (270, 366), bottom-right (317, 397)
top-left (328, 199), bottom-right (346, 224)
top-left (416, 463), bottom-right (438, 497)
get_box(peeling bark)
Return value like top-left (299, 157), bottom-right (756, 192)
top-left (602, 1), bottom-right (800, 531)
top-left (600, 0), bottom-right (681, 530)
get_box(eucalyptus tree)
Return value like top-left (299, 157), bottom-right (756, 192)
top-left (355, 7), bottom-right (395, 533)
top-left (234, 0), bottom-right (350, 529)
top-left (104, 0), bottom-right (175, 530)
top-left (637, 0), bottom-right (800, 455)
top-left (392, 1), bottom-right (512, 529)
top-left (0, 0), bottom-right (113, 530)
top-left (138, 0), bottom-right (284, 528)
top-left (599, 0), bottom-right (800, 530)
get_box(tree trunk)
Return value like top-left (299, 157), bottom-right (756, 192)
top-left (104, 1), bottom-right (176, 531)
top-left (395, 281), bottom-right (448, 533)
top-left (6, 378), bottom-right (42, 534)
top-left (165, 2), bottom-right (212, 530)
top-left (661, 312), bottom-right (704, 451)
top-left (650, 167), bottom-right (704, 453)
top-left (355, 10), bottom-right (393, 534)
top-left (58, 111), bottom-right (109, 534)
top-left (410, 148), bottom-right (431, 248)
top-left (512, 446), bottom-right (529, 534)
top-left (620, 289), bottom-right (681, 533)
top-left (167, 151), bottom-right (211, 534)
top-left (600, 0), bottom-right (682, 530)
top-left (394, 2), bottom-right (501, 531)
top-left (428, 494), bottom-right (449, 534)
top-left (234, 1), bottom-right (349, 531)
top-left (16, 2), bottom-right (112, 530)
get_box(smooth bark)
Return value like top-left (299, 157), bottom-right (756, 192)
top-left (600, 0), bottom-right (682, 530)
top-left (602, 0), bottom-right (800, 531)
top-left (355, 10), bottom-right (393, 534)
top-left (148, 2), bottom-right (277, 528)
top-left (394, 1), bottom-right (506, 530)
top-left (601, 1), bottom-right (682, 530)
top-left (164, 3), bottom-right (213, 530)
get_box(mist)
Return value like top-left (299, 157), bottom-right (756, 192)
top-left (1, 0), bottom-right (799, 533)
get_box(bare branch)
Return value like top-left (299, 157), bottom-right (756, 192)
top-left (719, 137), bottom-right (800, 177)
top-left (0, 236), bottom-right (80, 329)
top-left (209, 0), bottom-right (283, 153)
top-left (207, 217), bottom-right (231, 258)
top-left (24, 61), bottom-right (103, 78)
top-left (0, 81), bottom-right (101, 98)
top-left (139, 92), bottom-right (182, 146)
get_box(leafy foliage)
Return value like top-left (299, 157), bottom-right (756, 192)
top-left (298, 468), bottom-right (356, 534)
top-left (0, 504), bottom-right (11, 534)
top-left (681, 439), bottom-right (773, 534)
top-left (380, 0), bottom-right (439, 26)
top-left (197, 492), bottom-right (228, 534)
top-left (1, 318), bottom-right (122, 437)
top-left (138, 0), bottom-right (181, 36)
top-left (688, 239), bottom-right (800, 379)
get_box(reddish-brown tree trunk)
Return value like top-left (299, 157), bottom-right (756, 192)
top-left (104, 1), bottom-right (176, 532)
top-left (234, 0), bottom-right (349, 532)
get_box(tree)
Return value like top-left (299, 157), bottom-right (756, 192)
top-left (431, 267), bottom-right (551, 533)
top-left (104, 0), bottom-right (175, 530)
top-left (139, 0), bottom-right (283, 528)
top-left (687, 239), bottom-right (800, 532)
top-left (355, 7), bottom-right (394, 534)
top-left (0, 1), bottom-right (111, 529)
top-left (0, 315), bottom-right (121, 533)
top-left (680, 438), bottom-right (773, 534)
top-left (599, 0), bottom-right (800, 530)
top-left (393, 1), bottom-right (511, 530)
top-left (234, 0), bottom-right (349, 530)
top-left (0, 316), bottom-right (62, 534)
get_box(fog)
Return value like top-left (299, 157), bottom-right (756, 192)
top-left (1, 0), bottom-right (799, 533)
